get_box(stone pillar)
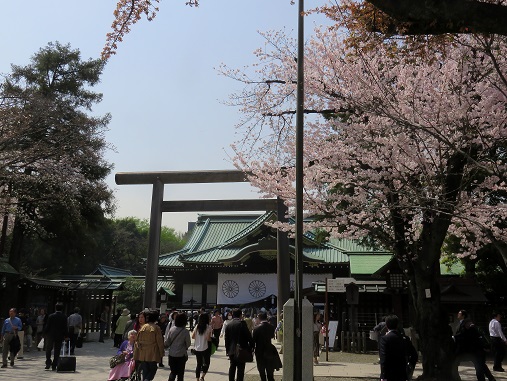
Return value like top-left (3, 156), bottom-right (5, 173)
top-left (282, 297), bottom-right (314, 381)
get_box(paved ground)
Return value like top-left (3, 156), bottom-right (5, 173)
top-left (1, 338), bottom-right (506, 381)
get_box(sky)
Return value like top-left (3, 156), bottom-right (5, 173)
top-left (1, 0), bottom-right (329, 233)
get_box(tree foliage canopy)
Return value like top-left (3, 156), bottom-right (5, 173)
top-left (0, 42), bottom-right (114, 271)
top-left (19, 216), bottom-right (186, 277)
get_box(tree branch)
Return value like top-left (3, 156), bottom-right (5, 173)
top-left (367, 0), bottom-right (507, 35)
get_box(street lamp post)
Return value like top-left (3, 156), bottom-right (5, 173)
top-left (294, 0), bottom-right (305, 380)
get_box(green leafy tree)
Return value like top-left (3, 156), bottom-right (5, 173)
top-left (17, 216), bottom-right (186, 277)
top-left (97, 217), bottom-right (186, 275)
top-left (115, 278), bottom-right (144, 314)
top-left (0, 42), bottom-right (114, 272)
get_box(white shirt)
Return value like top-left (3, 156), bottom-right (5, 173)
top-left (193, 324), bottom-right (211, 351)
top-left (489, 318), bottom-right (506, 341)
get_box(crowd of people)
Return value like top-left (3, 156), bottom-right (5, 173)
top-left (0, 304), bottom-right (282, 381)
top-left (371, 309), bottom-right (507, 381)
top-left (3, 303), bottom-right (507, 381)
top-left (105, 306), bottom-right (282, 381)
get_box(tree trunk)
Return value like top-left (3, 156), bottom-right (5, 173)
top-left (0, 214), bottom-right (8, 257)
top-left (8, 218), bottom-right (24, 272)
top-left (412, 261), bottom-right (458, 381)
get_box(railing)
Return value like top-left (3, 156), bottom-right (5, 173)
top-left (340, 331), bottom-right (370, 353)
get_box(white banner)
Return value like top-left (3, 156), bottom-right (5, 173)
top-left (217, 273), bottom-right (331, 305)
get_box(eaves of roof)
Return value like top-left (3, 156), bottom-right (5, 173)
top-left (60, 280), bottom-right (124, 291)
top-left (19, 277), bottom-right (68, 290)
top-left (159, 287), bottom-right (175, 296)
top-left (159, 249), bottom-right (187, 268)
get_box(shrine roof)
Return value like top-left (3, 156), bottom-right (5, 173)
top-left (159, 212), bottom-right (388, 268)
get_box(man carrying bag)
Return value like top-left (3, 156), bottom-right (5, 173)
top-left (1, 308), bottom-right (22, 368)
top-left (67, 307), bottom-right (82, 355)
top-left (44, 303), bottom-right (68, 371)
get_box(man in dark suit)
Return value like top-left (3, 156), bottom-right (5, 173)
top-left (43, 303), bottom-right (68, 371)
top-left (253, 311), bottom-right (276, 381)
top-left (379, 315), bottom-right (410, 381)
top-left (225, 308), bottom-right (254, 381)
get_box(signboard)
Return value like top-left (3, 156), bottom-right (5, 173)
top-left (327, 320), bottom-right (339, 349)
top-left (327, 278), bottom-right (346, 293)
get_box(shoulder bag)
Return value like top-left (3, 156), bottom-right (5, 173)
top-left (109, 353), bottom-right (126, 368)
top-left (166, 327), bottom-right (188, 361)
top-left (234, 343), bottom-right (253, 363)
top-left (9, 333), bottom-right (21, 355)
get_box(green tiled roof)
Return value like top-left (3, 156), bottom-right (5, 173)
top-left (183, 214), bottom-right (266, 253)
top-left (159, 212), bottom-right (385, 268)
top-left (157, 279), bottom-right (175, 296)
top-left (349, 254), bottom-right (393, 275)
top-left (159, 249), bottom-right (187, 268)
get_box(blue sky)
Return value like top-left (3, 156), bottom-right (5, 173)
top-left (1, 0), bottom-right (328, 233)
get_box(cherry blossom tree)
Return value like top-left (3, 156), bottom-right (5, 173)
top-left (220, 28), bottom-right (507, 379)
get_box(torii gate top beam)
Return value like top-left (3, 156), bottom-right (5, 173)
top-left (115, 170), bottom-right (249, 185)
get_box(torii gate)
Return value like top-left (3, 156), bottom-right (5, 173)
top-left (115, 169), bottom-right (290, 315)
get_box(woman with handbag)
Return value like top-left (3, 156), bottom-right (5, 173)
top-left (35, 308), bottom-right (47, 351)
top-left (165, 313), bottom-right (191, 381)
top-left (192, 313), bottom-right (212, 381)
top-left (108, 330), bottom-right (137, 381)
top-left (134, 311), bottom-right (164, 381)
